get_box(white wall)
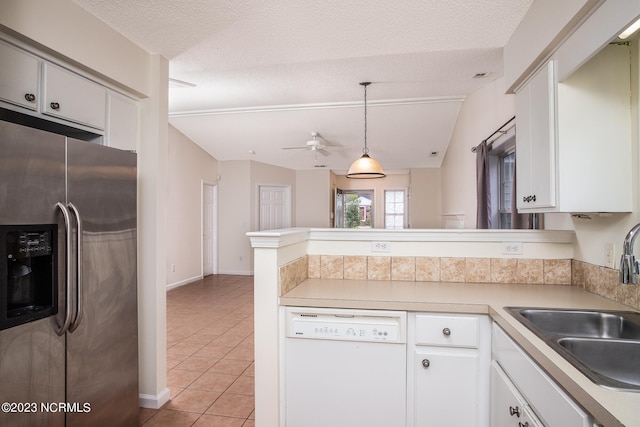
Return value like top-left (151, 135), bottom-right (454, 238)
top-left (440, 77), bottom-right (517, 229)
top-left (167, 125), bottom-right (218, 288)
top-left (218, 161), bottom-right (253, 274)
top-left (296, 169), bottom-right (332, 227)
top-left (217, 160), bottom-right (297, 274)
top-left (409, 168), bottom-right (442, 228)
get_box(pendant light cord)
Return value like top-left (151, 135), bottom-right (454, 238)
top-left (361, 81), bottom-right (371, 155)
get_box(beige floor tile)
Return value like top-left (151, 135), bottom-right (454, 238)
top-left (142, 409), bottom-right (200, 427)
top-left (206, 393), bottom-right (254, 419)
top-left (167, 369), bottom-right (202, 390)
top-left (163, 389), bottom-right (221, 413)
top-left (175, 356), bottom-right (220, 372)
top-left (194, 344), bottom-right (235, 359)
top-left (143, 275), bottom-right (255, 427)
top-left (193, 415), bottom-right (245, 427)
top-left (208, 358), bottom-right (253, 376)
top-left (189, 372), bottom-right (239, 393)
top-left (226, 376), bottom-right (254, 396)
top-left (223, 347), bottom-right (254, 361)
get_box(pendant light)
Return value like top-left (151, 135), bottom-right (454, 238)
top-left (347, 82), bottom-right (385, 179)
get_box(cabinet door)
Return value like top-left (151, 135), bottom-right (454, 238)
top-left (107, 91), bottom-right (138, 151)
top-left (0, 40), bottom-right (40, 111)
top-left (491, 361), bottom-right (527, 427)
top-left (414, 347), bottom-right (478, 426)
top-left (43, 63), bottom-right (106, 130)
top-left (516, 60), bottom-right (556, 211)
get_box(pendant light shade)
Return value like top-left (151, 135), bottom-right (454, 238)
top-left (347, 82), bottom-right (385, 179)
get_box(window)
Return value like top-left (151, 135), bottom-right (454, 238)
top-left (499, 150), bottom-right (515, 229)
top-left (385, 190), bottom-right (405, 229)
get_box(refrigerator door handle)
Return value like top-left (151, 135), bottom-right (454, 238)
top-left (55, 202), bottom-right (73, 336)
top-left (68, 202), bottom-right (83, 332)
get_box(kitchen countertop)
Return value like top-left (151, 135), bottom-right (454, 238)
top-left (281, 279), bottom-right (640, 427)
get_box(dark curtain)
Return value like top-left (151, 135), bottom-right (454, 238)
top-left (475, 141), bottom-right (491, 229)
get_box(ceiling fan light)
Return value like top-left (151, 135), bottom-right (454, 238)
top-left (347, 153), bottom-right (385, 178)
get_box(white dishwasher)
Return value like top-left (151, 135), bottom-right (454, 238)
top-left (284, 307), bottom-right (407, 427)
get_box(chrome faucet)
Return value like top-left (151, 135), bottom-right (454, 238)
top-left (620, 223), bottom-right (640, 284)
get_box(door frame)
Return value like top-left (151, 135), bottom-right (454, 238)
top-left (201, 180), bottom-right (218, 276)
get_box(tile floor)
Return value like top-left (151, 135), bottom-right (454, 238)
top-left (140, 274), bottom-right (255, 427)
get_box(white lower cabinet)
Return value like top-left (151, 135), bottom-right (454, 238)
top-left (407, 313), bottom-right (491, 427)
top-left (491, 361), bottom-right (543, 427)
top-left (492, 324), bottom-right (593, 427)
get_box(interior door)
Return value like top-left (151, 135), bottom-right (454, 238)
top-left (203, 183), bottom-right (216, 276)
top-left (259, 185), bottom-right (291, 231)
top-left (65, 138), bottom-right (138, 427)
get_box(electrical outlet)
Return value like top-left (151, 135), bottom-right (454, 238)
top-left (604, 243), bottom-right (615, 268)
top-left (501, 242), bottom-right (523, 255)
top-left (371, 241), bottom-right (391, 253)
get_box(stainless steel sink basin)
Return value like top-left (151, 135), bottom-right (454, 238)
top-left (558, 338), bottom-right (640, 387)
top-left (518, 308), bottom-right (640, 339)
top-left (506, 307), bottom-right (640, 391)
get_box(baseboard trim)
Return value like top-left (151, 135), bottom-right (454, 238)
top-left (166, 275), bottom-right (203, 291)
top-left (139, 387), bottom-right (170, 409)
top-left (218, 269), bottom-right (253, 276)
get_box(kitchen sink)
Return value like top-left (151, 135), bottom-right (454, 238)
top-left (558, 338), bottom-right (640, 387)
top-left (506, 307), bottom-right (640, 391)
top-left (518, 308), bottom-right (640, 339)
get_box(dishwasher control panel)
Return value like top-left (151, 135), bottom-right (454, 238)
top-left (285, 307), bottom-right (406, 343)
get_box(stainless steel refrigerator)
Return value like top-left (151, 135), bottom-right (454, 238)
top-left (0, 118), bottom-right (138, 426)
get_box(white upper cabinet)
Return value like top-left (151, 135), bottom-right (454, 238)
top-left (0, 33), bottom-right (139, 149)
top-left (515, 43), bottom-right (632, 213)
top-left (515, 60), bottom-right (556, 211)
top-left (42, 63), bottom-right (106, 130)
top-left (0, 39), bottom-right (40, 111)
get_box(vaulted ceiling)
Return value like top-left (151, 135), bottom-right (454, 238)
top-left (72, 0), bottom-right (533, 173)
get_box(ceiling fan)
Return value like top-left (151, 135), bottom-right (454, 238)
top-left (281, 132), bottom-right (331, 156)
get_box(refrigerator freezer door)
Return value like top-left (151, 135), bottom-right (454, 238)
top-left (65, 138), bottom-right (138, 426)
top-left (0, 120), bottom-right (66, 426)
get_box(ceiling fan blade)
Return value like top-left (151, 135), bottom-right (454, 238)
top-left (281, 146), bottom-right (308, 150)
top-left (318, 149), bottom-right (331, 156)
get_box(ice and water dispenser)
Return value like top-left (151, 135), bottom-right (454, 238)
top-left (0, 225), bottom-right (58, 330)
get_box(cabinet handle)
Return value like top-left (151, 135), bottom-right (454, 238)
top-left (518, 423), bottom-right (529, 427)
top-left (509, 405), bottom-right (521, 417)
top-left (50, 102), bottom-right (60, 110)
top-left (442, 327), bottom-right (451, 336)
top-left (421, 359), bottom-right (430, 368)
top-left (532, 195), bottom-right (536, 202)
top-left (24, 93), bottom-right (36, 102)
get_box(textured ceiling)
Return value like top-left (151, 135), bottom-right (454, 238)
top-left (72, 0), bottom-right (533, 172)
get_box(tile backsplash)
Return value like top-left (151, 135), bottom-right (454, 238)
top-left (279, 255), bottom-right (639, 311)
top-left (308, 255), bottom-right (572, 285)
